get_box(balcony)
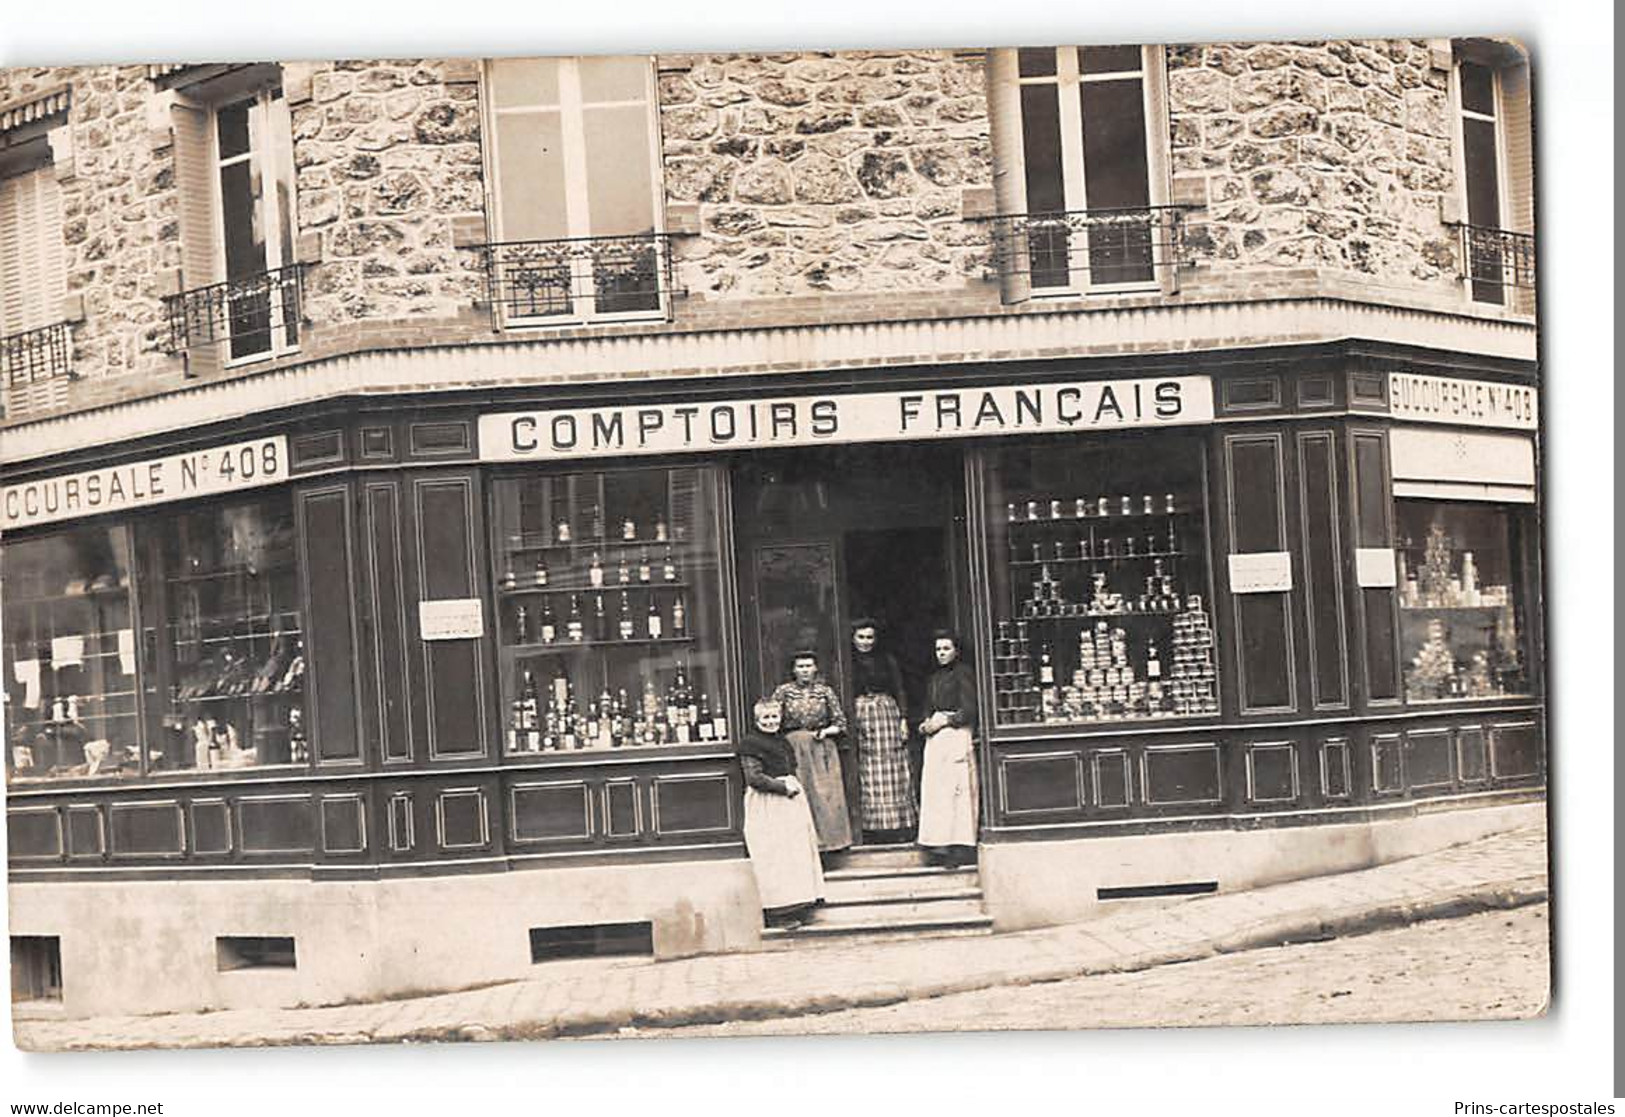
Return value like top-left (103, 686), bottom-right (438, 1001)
top-left (1, 322), bottom-right (74, 419)
top-left (988, 206), bottom-right (1192, 302)
top-left (479, 234), bottom-right (675, 326)
top-left (1459, 225), bottom-right (1536, 308)
top-left (164, 264), bottom-right (304, 364)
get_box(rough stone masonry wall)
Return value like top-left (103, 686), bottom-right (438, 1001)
top-left (657, 50), bottom-right (993, 300)
top-left (286, 59), bottom-right (486, 328)
top-left (1167, 40), bottom-right (1460, 292)
top-left (0, 65), bottom-right (182, 391)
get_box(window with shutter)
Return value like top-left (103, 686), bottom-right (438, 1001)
top-left (0, 161), bottom-right (71, 414)
top-left (1453, 44), bottom-right (1535, 308)
top-left (989, 46), bottom-right (1169, 296)
top-left (482, 57), bottom-right (667, 324)
top-left (168, 77), bottom-right (300, 368)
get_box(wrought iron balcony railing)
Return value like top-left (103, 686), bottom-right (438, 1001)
top-left (1, 321), bottom-right (73, 387)
top-left (1459, 224), bottom-right (1536, 305)
top-left (1, 322), bottom-right (74, 420)
top-left (164, 263), bottom-right (304, 362)
top-left (988, 206), bottom-right (1191, 299)
top-left (479, 233), bottom-right (675, 325)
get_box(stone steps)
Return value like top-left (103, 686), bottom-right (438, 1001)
top-left (764, 843), bottom-right (992, 947)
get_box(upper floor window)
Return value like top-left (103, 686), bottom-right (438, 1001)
top-left (163, 68), bottom-right (301, 371)
top-left (1452, 42), bottom-right (1534, 307)
top-left (991, 46), bottom-right (1172, 297)
top-left (0, 87), bottom-right (74, 415)
top-left (482, 56), bottom-right (668, 324)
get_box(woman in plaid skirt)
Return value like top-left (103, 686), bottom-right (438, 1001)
top-left (849, 619), bottom-right (917, 842)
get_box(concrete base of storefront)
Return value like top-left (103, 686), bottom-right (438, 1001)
top-left (8, 858), bottom-right (763, 1019)
top-left (978, 797), bottom-right (1547, 933)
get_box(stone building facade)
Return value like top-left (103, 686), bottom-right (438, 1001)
top-left (2, 40), bottom-right (1541, 1019)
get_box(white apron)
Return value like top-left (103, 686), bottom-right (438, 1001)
top-left (917, 725), bottom-right (979, 848)
top-left (743, 785), bottom-right (826, 910)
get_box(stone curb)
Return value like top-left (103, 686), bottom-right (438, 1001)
top-left (435, 872), bottom-right (1551, 1045)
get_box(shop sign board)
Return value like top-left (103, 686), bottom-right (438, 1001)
top-left (1387, 373), bottom-right (1537, 430)
top-left (1228, 551), bottom-right (1293, 594)
top-left (418, 599), bottom-right (485, 641)
top-left (479, 377), bottom-right (1215, 461)
top-left (2, 436), bottom-right (288, 532)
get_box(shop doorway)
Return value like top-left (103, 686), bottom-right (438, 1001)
top-left (732, 443), bottom-right (967, 844)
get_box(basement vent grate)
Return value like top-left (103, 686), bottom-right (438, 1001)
top-left (529, 922), bottom-right (654, 963)
top-left (11, 936), bottom-right (63, 1003)
top-left (1097, 881), bottom-right (1219, 900)
top-left (216, 936), bottom-right (297, 971)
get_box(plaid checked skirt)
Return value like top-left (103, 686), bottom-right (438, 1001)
top-left (855, 694), bottom-right (917, 830)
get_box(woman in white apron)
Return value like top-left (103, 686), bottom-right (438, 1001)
top-left (738, 699), bottom-right (824, 928)
top-left (916, 630), bottom-right (979, 868)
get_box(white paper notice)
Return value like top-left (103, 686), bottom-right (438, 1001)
top-left (1228, 552), bottom-right (1294, 594)
top-left (14, 659), bottom-right (41, 708)
top-left (117, 628), bottom-right (137, 674)
top-left (418, 598), bottom-right (485, 641)
top-left (1355, 547), bottom-right (1398, 588)
top-left (51, 634), bottom-right (85, 668)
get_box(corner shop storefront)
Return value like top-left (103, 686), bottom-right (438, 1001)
top-left (3, 344), bottom-right (1546, 1014)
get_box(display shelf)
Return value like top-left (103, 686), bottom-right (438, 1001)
top-left (1009, 553), bottom-right (1189, 567)
top-left (1020, 607), bottom-right (1188, 620)
top-left (5, 586), bottom-right (130, 608)
top-left (1003, 508), bottom-right (1195, 524)
top-left (502, 535), bottom-right (694, 555)
top-left (503, 636), bottom-right (697, 656)
top-left (497, 581), bottom-right (693, 598)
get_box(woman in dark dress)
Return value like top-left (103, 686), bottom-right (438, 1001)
top-left (916, 629), bottom-right (978, 868)
top-left (849, 618), bottom-right (917, 842)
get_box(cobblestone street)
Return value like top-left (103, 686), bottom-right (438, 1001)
top-left (637, 903), bottom-right (1549, 1039)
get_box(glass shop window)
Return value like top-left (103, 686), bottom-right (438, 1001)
top-left (1396, 501), bottom-right (1531, 703)
top-left (3, 525), bottom-right (139, 782)
top-left (491, 466), bottom-right (731, 753)
top-left (983, 436), bottom-right (1216, 729)
top-left (138, 495), bottom-right (307, 772)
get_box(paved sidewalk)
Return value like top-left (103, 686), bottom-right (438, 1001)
top-left (13, 825), bottom-right (1548, 1051)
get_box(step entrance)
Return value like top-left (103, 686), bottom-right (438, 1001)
top-left (762, 844), bottom-right (993, 946)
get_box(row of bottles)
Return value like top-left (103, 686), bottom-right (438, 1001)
top-left (533, 509), bottom-right (671, 547)
top-left (1007, 493), bottom-right (1179, 521)
top-left (501, 544), bottom-right (682, 592)
top-left (1013, 521), bottom-right (1180, 565)
top-left (511, 590), bottom-right (689, 645)
top-left (507, 661), bottom-right (728, 752)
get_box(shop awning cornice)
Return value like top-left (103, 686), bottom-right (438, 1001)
top-left (0, 293), bottom-right (1536, 469)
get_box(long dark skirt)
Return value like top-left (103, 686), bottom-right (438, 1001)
top-left (786, 728), bottom-right (853, 852)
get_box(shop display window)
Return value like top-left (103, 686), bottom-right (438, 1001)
top-left (492, 466), bottom-right (731, 752)
top-left (3, 525), bottom-right (139, 782)
top-left (1396, 501), bottom-right (1530, 703)
top-left (139, 496), bottom-right (307, 772)
top-left (983, 438), bottom-right (1216, 728)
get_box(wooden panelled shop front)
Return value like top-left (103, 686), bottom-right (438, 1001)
top-left (4, 342), bottom-right (1546, 880)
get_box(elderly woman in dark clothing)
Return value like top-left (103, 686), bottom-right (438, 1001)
top-left (770, 650), bottom-right (853, 854)
top-left (737, 698), bottom-right (824, 928)
top-left (848, 618), bottom-right (917, 842)
top-left (916, 629), bottom-right (979, 868)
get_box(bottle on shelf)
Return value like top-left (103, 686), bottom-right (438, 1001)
top-left (1075, 497), bottom-right (1089, 519)
top-left (710, 695), bottom-right (728, 742)
top-left (662, 545), bottom-right (678, 583)
top-left (539, 598), bottom-right (557, 645)
top-left (647, 595), bottom-right (664, 640)
top-left (501, 561), bottom-right (517, 591)
top-left (697, 693), bottom-right (715, 741)
top-left (555, 519), bottom-right (572, 545)
top-left (672, 595), bottom-right (687, 637)
top-left (638, 546), bottom-right (653, 584)
top-left (1038, 644), bottom-right (1056, 687)
top-left (508, 698), bottom-right (523, 753)
top-left (621, 516), bottom-right (637, 542)
top-left (514, 604), bottom-right (530, 644)
top-left (590, 504), bottom-right (605, 540)
top-left (654, 513), bottom-right (669, 543)
top-left (566, 595), bottom-right (584, 643)
top-left (532, 556), bottom-right (549, 588)
top-left (521, 671), bottom-right (541, 751)
top-left (592, 593), bottom-right (609, 642)
top-left (618, 550), bottom-right (632, 585)
top-left (618, 591), bottom-right (636, 640)
top-left (589, 552), bottom-right (605, 589)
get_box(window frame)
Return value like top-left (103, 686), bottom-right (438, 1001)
top-left (204, 84), bottom-right (300, 367)
top-left (481, 56), bottom-right (669, 327)
top-left (1448, 42), bottom-right (1534, 309)
top-left (998, 44), bottom-right (1170, 298)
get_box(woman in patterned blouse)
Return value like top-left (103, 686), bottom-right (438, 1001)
top-left (770, 651), bottom-right (854, 855)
